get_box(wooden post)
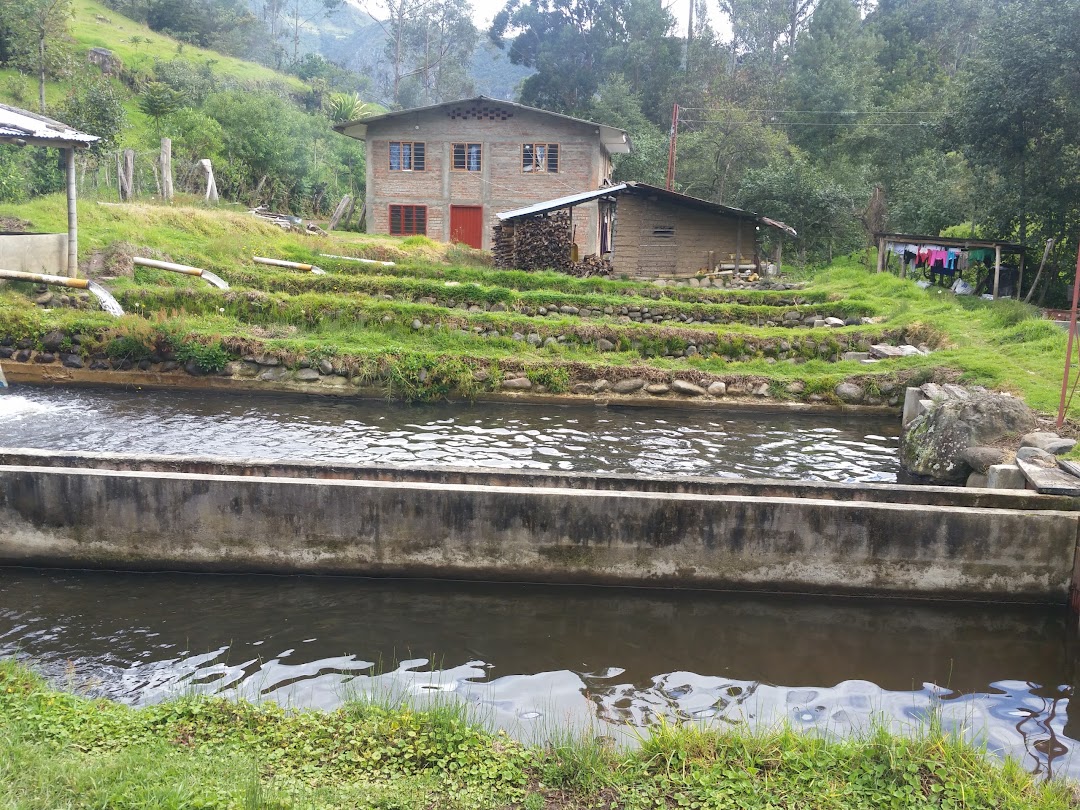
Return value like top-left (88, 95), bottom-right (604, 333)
top-left (735, 218), bottom-right (743, 272)
top-left (1025, 239), bottom-right (1055, 303)
top-left (993, 244), bottom-right (1002, 299)
top-left (1016, 250), bottom-right (1025, 300)
top-left (160, 138), bottom-right (173, 202)
top-left (875, 237), bottom-right (886, 273)
top-left (776, 236), bottom-right (783, 271)
top-left (65, 147), bottom-right (77, 278)
top-left (328, 194), bottom-right (352, 231)
top-left (120, 148), bottom-right (134, 201)
top-left (200, 159), bottom-right (219, 204)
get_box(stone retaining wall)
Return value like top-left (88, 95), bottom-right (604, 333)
top-left (1, 457), bottom-right (1077, 602)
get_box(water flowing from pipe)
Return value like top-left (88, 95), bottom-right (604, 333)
top-left (200, 271), bottom-right (229, 290)
top-left (86, 281), bottom-right (124, 316)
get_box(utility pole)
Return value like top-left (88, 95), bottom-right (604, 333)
top-left (665, 103), bottom-right (680, 191)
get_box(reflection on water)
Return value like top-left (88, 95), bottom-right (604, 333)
top-left (0, 569), bottom-right (1075, 777)
top-left (0, 386), bottom-right (898, 481)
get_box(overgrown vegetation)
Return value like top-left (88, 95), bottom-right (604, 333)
top-left (1, 660), bottom-right (1075, 809)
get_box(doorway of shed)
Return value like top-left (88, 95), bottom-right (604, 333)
top-left (450, 205), bottom-right (483, 249)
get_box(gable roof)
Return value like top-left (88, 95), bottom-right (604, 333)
top-left (334, 96), bottom-right (631, 155)
top-left (0, 103), bottom-right (98, 148)
top-left (497, 181), bottom-right (797, 237)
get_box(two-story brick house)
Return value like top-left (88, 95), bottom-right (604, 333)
top-left (333, 97), bottom-right (630, 252)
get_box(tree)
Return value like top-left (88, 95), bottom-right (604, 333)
top-left (137, 82), bottom-right (188, 136)
top-left (280, 0), bottom-right (344, 64)
top-left (0, 0), bottom-right (73, 113)
top-left (57, 77), bottom-right (126, 153)
top-left (489, 0), bottom-right (677, 117)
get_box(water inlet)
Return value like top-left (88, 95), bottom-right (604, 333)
top-left (253, 256), bottom-right (324, 274)
top-left (0, 267), bottom-right (123, 317)
top-left (133, 257), bottom-right (229, 290)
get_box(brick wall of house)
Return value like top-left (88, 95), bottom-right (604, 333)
top-left (612, 195), bottom-right (759, 278)
top-left (365, 102), bottom-right (614, 253)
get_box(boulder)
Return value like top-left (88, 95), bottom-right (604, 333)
top-left (900, 393), bottom-right (1037, 483)
top-left (295, 368), bottom-right (321, 382)
top-left (41, 330), bottom-right (66, 352)
top-left (645, 383), bottom-right (670, 396)
top-left (611, 377), bottom-right (645, 394)
top-left (671, 379), bottom-right (706, 396)
top-left (596, 338), bottom-right (616, 352)
top-left (1020, 431), bottom-right (1078, 455)
top-left (958, 445), bottom-right (1009, 473)
top-left (501, 377), bottom-right (532, 390)
top-left (834, 382), bottom-right (863, 403)
top-left (869, 344), bottom-right (904, 359)
top-left (707, 381), bottom-right (727, 397)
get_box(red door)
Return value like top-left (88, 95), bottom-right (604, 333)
top-left (450, 205), bottom-right (483, 249)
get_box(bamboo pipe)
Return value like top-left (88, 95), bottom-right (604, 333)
top-left (0, 268), bottom-right (90, 289)
top-left (320, 253), bottom-right (396, 267)
top-left (253, 256), bottom-right (320, 272)
top-left (133, 257), bottom-right (204, 276)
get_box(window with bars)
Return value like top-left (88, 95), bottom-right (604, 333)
top-left (389, 141), bottom-right (425, 171)
top-left (522, 143), bottom-right (559, 173)
top-left (389, 205), bottom-right (427, 236)
top-left (452, 143), bottom-right (482, 172)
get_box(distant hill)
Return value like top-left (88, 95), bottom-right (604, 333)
top-left (245, 0), bottom-right (532, 103)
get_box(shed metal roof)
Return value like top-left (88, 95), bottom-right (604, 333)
top-left (334, 96), bottom-right (631, 155)
top-left (875, 232), bottom-right (1024, 252)
top-left (497, 181), bottom-right (797, 237)
top-left (0, 103), bottom-right (98, 148)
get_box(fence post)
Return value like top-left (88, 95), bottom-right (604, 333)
top-left (120, 148), bottom-right (135, 201)
top-left (199, 158), bottom-right (219, 204)
top-left (160, 138), bottom-right (173, 202)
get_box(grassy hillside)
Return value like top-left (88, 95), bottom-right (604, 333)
top-left (0, 195), bottom-right (1072, 420)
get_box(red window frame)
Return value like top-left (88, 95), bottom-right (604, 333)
top-left (389, 204), bottom-right (427, 236)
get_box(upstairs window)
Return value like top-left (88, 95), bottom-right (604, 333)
top-left (389, 204), bottom-right (427, 236)
top-left (452, 143), bottom-right (482, 172)
top-left (389, 141), bottom-right (425, 171)
top-left (522, 143), bottom-right (559, 173)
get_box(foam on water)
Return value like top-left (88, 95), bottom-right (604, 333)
top-left (86, 281), bottom-right (124, 316)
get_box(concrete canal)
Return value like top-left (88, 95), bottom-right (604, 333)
top-left (1, 568), bottom-right (1076, 777)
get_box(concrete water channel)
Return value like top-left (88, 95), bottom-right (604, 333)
top-left (2, 384), bottom-right (1080, 777)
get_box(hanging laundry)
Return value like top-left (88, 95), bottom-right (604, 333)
top-left (946, 249), bottom-right (960, 270)
top-left (969, 248), bottom-right (995, 263)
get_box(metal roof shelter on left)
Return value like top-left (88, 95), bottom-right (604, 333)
top-left (0, 103), bottom-right (98, 277)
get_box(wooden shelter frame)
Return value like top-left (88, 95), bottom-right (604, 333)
top-left (874, 231), bottom-right (1025, 300)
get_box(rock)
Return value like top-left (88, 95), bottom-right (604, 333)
top-left (824, 317), bottom-right (845, 327)
top-left (257, 367), bottom-right (288, 382)
top-left (236, 361), bottom-right (259, 378)
top-left (685, 345), bottom-right (698, 356)
top-left (473, 369), bottom-right (490, 382)
top-left (941, 384), bottom-right (970, 399)
top-left (834, 382), bottom-right (863, 403)
top-left (222, 362), bottom-right (244, 376)
top-left (33, 352), bottom-right (55, 364)
top-left (255, 354), bottom-right (280, 367)
top-left (41, 330), bottom-right (66, 352)
top-left (671, 379), bottom-right (706, 396)
top-left (896, 345), bottom-right (922, 357)
top-left (920, 383), bottom-right (946, 401)
top-left (0, 347), bottom-right (12, 359)
top-left (16, 338), bottom-right (32, 350)
top-left (987, 464), bottom-right (1028, 490)
top-left (161, 361), bottom-right (179, 372)
top-left (543, 337), bottom-right (558, 348)
top-left (501, 377), bottom-right (532, 390)
top-left (592, 379), bottom-right (611, 392)
top-left (318, 359), bottom-right (334, 376)
top-left (869, 344), bottom-right (904, 359)
top-left (782, 311), bottom-right (802, 322)
top-left (611, 377), bottom-right (645, 394)
top-left (411, 319), bottom-right (423, 330)
top-left (34, 292), bottom-right (53, 306)
top-left (295, 368), bottom-right (321, 382)
top-left (707, 381), bottom-right (726, 396)
top-left (1016, 446), bottom-right (1057, 465)
top-left (645, 383), bottom-right (670, 396)
top-left (526, 333), bottom-right (542, 347)
top-left (753, 383), bottom-right (770, 397)
top-left (1020, 431), bottom-right (1078, 455)
top-left (841, 352), bottom-right (870, 362)
top-left (958, 446), bottom-right (1009, 473)
top-left (786, 381), bottom-right (805, 394)
top-left (559, 305), bottom-right (578, 315)
top-left (595, 338), bottom-right (615, 352)
top-left (138, 359), bottom-right (152, 371)
top-left (966, 472), bottom-right (989, 488)
top-left (184, 360), bottom-right (204, 376)
top-left (90, 360), bottom-right (110, 370)
top-left (14, 349), bottom-right (31, 362)
top-left (900, 393), bottom-right (1037, 483)
top-left (60, 353), bottom-right (83, 369)
top-left (571, 383), bottom-right (593, 394)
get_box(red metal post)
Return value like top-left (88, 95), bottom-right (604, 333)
top-left (665, 103), bottom-right (679, 191)
top-left (1056, 242), bottom-right (1080, 428)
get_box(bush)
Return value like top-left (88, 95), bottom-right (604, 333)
top-left (175, 339), bottom-right (229, 372)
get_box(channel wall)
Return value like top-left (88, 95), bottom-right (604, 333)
top-left (1, 450), bottom-right (1078, 603)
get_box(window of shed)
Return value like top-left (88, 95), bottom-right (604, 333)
top-left (652, 226), bottom-right (675, 238)
top-left (389, 141), bottom-right (425, 171)
top-left (389, 204), bottom-right (427, 236)
top-left (522, 143), bottom-right (559, 173)
top-left (452, 143), bottom-right (482, 172)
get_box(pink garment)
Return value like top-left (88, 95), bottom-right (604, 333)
top-left (931, 249), bottom-right (949, 265)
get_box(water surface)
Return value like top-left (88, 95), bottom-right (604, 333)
top-left (0, 386), bottom-right (899, 481)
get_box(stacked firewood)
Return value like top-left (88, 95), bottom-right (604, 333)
top-left (493, 212), bottom-right (572, 271)
top-left (569, 255), bottom-right (613, 277)
top-left (492, 222), bottom-right (516, 268)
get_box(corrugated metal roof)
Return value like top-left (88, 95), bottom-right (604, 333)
top-left (335, 96), bottom-right (631, 155)
top-left (496, 185), bottom-right (628, 221)
top-left (496, 181), bottom-right (798, 237)
top-left (0, 103), bottom-right (99, 147)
